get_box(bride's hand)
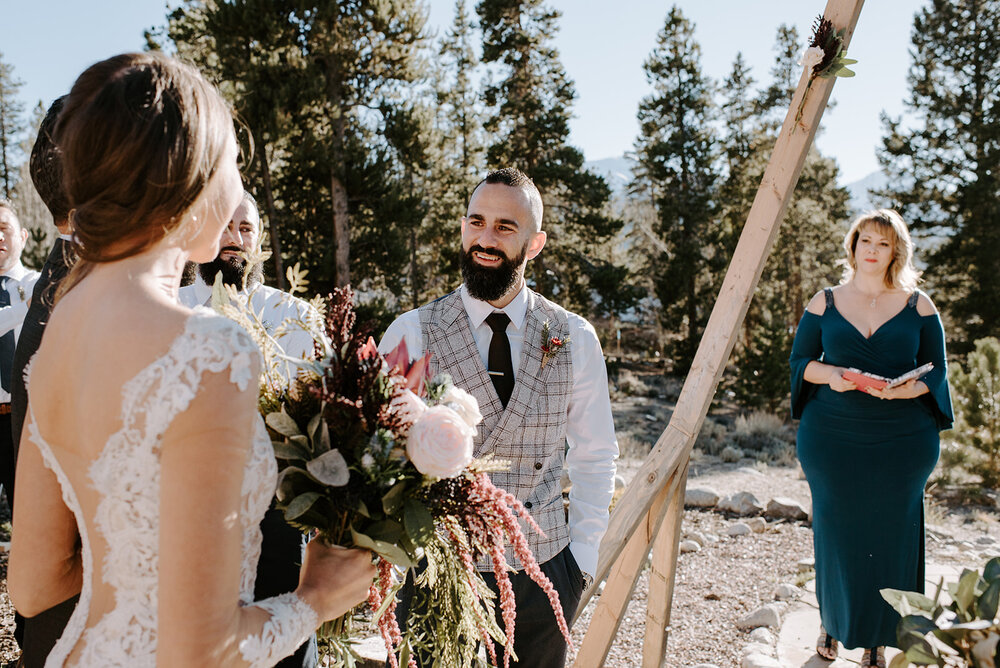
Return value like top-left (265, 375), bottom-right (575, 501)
top-left (827, 367), bottom-right (857, 393)
top-left (297, 540), bottom-right (376, 621)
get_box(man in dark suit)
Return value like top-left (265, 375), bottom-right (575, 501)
top-left (9, 95), bottom-right (79, 668)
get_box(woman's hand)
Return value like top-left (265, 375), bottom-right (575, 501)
top-left (865, 379), bottom-right (925, 401)
top-left (827, 367), bottom-right (857, 393)
top-left (297, 541), bottom-right (377, 622)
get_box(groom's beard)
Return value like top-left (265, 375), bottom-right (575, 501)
top-left (199, 247), bottom-right (264, 290)
top-left (461, 243), bottom-right (528, 302)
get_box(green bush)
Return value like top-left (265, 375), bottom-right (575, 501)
top-left (882, 557), bottom-right (1000, 667)
top-left (724, 411), bottom-right (797, 465)
top-left (947, 337), bottom-right (1000, 489)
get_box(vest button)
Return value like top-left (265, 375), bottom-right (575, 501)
top-left (534, 462), bottom-right (543, 470)
top-left (524, 502), bottom-right (533, 509)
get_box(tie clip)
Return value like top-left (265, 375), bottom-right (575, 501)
top-left (487, 370), bottom-right (505, 376)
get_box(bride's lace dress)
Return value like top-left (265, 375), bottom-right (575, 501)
top-left (25, 308), bottom-right (318, 667)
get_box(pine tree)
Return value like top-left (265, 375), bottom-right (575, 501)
top-left (421, 0), bottom-right (486, 299)
top-left (877, 0), bottom-right (1000, 348)
top-left (948, 337), bottom-right (1000, 487)
top-left (630, 6), bottom-right (719, 372)
top-left (0, 51), bottom-right (26, 199)
top-left (476, 0), bottom-right (621, 318)
top-left (11, 102), bottom-right (56, 269)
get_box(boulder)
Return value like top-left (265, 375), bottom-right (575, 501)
top-left (977, 535), bottom-right (997, 546)
top-left (748, 628), bottom-right (775, 645)
top-left (718, 491), bottom-right (764, 516)
top-left (683, 531), bottom-right (707, 547)
top-left (685, 487), bottom-right (721, 508)
top-left (727, 522), bottom-right (752, 537)
top-left (614, 474), bottom-right (627, 492)
top-left (774, 583), bottom-right (801, 601)
top-left (741, 643), bottom-right (774, 658)
top-left (736, 604), bottom-right (781, 630)
top-left (741, 654), bottom-right (782, 668)
top-left (796, 557), bottom-right (815, 573)
top-left (355, 635), bottom-right (388, 666)
top-left (680, 540), bottom-right (701, 554)
top-left (765, 497), bottom-right (810, 521)
top-left (746, 517), bottom-right (767, 533)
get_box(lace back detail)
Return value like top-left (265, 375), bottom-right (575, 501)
top-left (26, 309), bottom-right (303, 666)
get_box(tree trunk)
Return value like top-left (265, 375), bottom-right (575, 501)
top-left (256, 137), bottom-right (286, 290)
top-left (331, 173), bottom-right (351, 288)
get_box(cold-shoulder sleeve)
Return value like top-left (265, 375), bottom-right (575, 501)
top-left (916, 313), bottom-right (953, 430)
top-left (789, 312), bottom-right (823, 419)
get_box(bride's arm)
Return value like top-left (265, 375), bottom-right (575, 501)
top-left (8, 425), bottom-right (83, 617)
top-left (157, 357), bottom-right (374, 667)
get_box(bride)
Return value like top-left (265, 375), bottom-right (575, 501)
top-left (7, 52), bottom-right (374, 666)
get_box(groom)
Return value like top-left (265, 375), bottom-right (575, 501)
top-left (379, 167), bottom-right (618, 665)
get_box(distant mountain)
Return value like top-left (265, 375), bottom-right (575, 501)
top-left (585, 156), bottom-right (635, 196)
top-left (843, 170), bottom-right (889, 214)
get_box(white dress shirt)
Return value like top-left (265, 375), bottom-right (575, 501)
top-left (178, 275), bottom-right (318, 381)
top-left (379, 283), bottom-right (618, 577)
top-left (0, 261), bottom-right (42, 402)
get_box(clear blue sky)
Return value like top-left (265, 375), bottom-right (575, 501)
top-left (4, 0), bottom-right (926, 184)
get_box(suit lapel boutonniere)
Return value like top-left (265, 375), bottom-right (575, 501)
top-left (540, 320), bottom-right (569, 369)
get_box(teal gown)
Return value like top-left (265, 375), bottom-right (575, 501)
top-left (789, 288), bottom-right (953, 649)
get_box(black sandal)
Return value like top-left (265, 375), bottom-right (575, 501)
top-left (861, 647), bottom-right (886, 668)
top-left (815, 626), bottom-right (838, 660)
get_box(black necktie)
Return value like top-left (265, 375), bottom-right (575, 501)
top-left (485, 312), bottom-right (514, 408)
top-left (0, 277), bottom-right (13, 392)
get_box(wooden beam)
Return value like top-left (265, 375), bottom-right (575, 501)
top-left (574, 0), bottom-right (867, 648)
top-left (642, 464), bottom-right (688, 668)
top-left (571, 469), bottom-right (683, 668)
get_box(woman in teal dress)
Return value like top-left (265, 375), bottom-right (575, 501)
top-left (789, 210), bottom-right (953, 668)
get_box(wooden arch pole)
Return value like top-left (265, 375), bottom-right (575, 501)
top-left (572, 1), bottom-right (866, 665)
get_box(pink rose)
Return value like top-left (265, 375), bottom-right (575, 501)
top-left (390, 389), bottom-right (426, 428)
top-left (406, 405), bottom-right (474, 478)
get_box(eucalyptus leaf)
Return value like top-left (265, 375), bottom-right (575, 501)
top-left (306, 449), bottom-right (350, 486)
top-left (888, 653), bottom-right (909, 668)
top-left (984, 557), bottom-right (1000, 582)
top-left (308, 413), bottom-right (331, 453)
top-left (276, 466), bottom-right (314, 503)
top-left (836, 67), bottom-right (856, 78)
top-left (350, 526), bottom-right (414, 567)
top-left (266, 410), bottom-right (302, 438)
top-left (403, 498), bottom-right (436, 548)
top-left (382, 481), bottom-right (408, 516)
top-left (372, 581), bottom-right (404, 620)
top-left (882, 588), bottom-right (936, 615)
top-left (976, 578), bottom-right (1000, 620)
top-left (272, 440), bottom-right (309, 461)
top-left (284, 492), bottom-right (321, 520)
top-left (290, 434), bottom-right (309, 448)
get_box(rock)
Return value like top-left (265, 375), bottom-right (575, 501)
top-left (765, 496), bottom-right (809, 521)
top-left (614, 474), bottom-right (627, 492)
top-left (683, 531), bottom-right (707, 547)
top-left (728, 522), bottom-right (752, 537)
top-left (0, 541), bottom-right (9, 554)
top-left (741, 654), bottom-right (782, 668)
top-left (680, 540), bottom-right (701, 554)
top-left (796, 557), bottom-right (815, 573)
top-left (736, 604), bottom-right (782, 630)
top-left (737, 466), bottom-right (763, 476)
top-left (703, 533), bottom-right (721, 544)
top-left (977, 535), bottom-right (997, 546)
top-left (690, 664), bottom-right (721, 668)
top-left (746, 517), bottom-right (767, 533)
top-left (748, 628), bottom-right (775, 645)
top-left (774, 583), bottom-right (801, 601)
top-left (718, 491), bottom-right (764, 516)
top-left (685, 487), bottom-right (721, 508)
top-left (741, 643), bottom-right (773, 657)
top-left (355, 635), bottom-right (388, 665)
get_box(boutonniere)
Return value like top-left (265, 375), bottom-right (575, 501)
top-left (540, 320), bottom-right (569, 369)
top-left (17, 286), bottom-right (25, 301)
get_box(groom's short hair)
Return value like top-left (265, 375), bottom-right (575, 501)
top-left (472, 167), bottom-right (544, 232)
top-left (30, 95), bottom-right (70, 223)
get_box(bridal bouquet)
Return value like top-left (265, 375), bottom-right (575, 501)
top-left (211, 277), bottom-right (570, 668)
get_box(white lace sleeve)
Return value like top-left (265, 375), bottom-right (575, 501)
top-left (238, 592), bottom-right (320, 667)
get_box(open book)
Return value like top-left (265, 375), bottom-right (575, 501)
top-left (842, 362), bottom-right (934, 392)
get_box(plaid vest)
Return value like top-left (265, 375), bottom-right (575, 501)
top-left (419, 288), bottom-right (572, 569)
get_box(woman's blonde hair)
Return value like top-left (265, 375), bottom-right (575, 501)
top-left (840, 209), bottom-right (921, 290)
top-left (54, 52), bottom-right (234, 299)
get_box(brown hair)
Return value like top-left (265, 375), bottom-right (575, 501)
top-left (30, 95), bottom-right (70, 222)
top-left (55, 52), bottom-right (234, 297)
top-left (841, 209), bottom-right (921, 290)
